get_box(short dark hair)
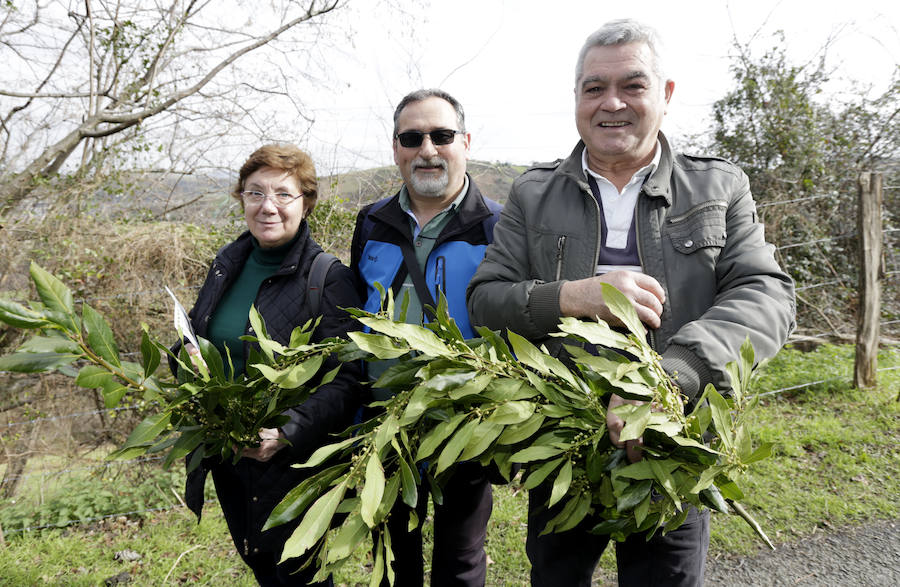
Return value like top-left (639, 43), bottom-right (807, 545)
top-left (232, 144), bottom-right (318, 215)
top-left (575, 19), bottom-right (666, 85)
top-left (392, 89), bottom-right (466, 136)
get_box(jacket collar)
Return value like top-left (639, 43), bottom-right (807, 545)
top-left (371, 173), bottom-right (492, 238)
top-left (558, 131), bottom-right (674, 205)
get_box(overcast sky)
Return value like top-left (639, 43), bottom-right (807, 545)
top-left (293, 0), bottom-right (898, 173)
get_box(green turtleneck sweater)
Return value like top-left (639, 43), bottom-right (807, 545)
top-left (206, 234), bottom-right (299, 376)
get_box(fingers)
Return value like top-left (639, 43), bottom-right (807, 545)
top-left (625, 438), bottom-right (643, 463)
top-left (184, 343), bottom-right (208, 371)
top-left (608, 272), bottom-right (664, 329)
top-left (562, 271), bottom-right (666, 328)
top-left (242, 428), bottom-right (285, 462)
top-left (607, 393), bottom-right (644, 463)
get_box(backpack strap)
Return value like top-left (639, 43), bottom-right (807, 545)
top-left (307, 252), bottom-right (339, 315)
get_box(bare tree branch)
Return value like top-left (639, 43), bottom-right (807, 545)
top-left (1, 0), bottom-right (346, 213)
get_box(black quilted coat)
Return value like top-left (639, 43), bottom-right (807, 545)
top-left (179, 223), bottom-right (362, 561)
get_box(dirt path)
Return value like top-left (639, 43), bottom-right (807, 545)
top-left (592, 519), bottom-right (899, 586)
top-left (705, 519), bottom-right (899, 586)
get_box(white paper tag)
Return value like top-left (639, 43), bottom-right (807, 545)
top-left (164, 285), bottom-right (200, 350)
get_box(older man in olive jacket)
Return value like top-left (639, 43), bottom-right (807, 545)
top-left (467, 19), bottom-right (794, 587)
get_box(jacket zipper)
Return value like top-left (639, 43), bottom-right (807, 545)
top-left (635, 196), bottom-right (657, 350)
top-left (555, 236), bottom-right (567, 281)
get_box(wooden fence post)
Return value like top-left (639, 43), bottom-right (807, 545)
top-left (854, 172), bottom-right (883, 389)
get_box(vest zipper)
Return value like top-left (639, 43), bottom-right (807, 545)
top-left (555, 236), bottom-right (567, 281)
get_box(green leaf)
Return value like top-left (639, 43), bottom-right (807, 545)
top-left (119, 412), bottom-right (171, 450)
top-left (689, 465), bottom-right (726, 494)
top-left (361, 456), bottom-right (385, 527)
top-left (29, 262), bottom-right (76, 329)
top-left (100, 378), bottom-right (128, 408)
top-left (556, 317), bottom-right (633, 352)
top-left (394, 442), bottom-right (419, 508)
top-left (449, 373), bottom-right (493, 400)
top-left (415, 413), bottom-right (467, 462)
top-left (374, 414), bottom-right (400, 458)
top-left (511, 444), bottom-right (565, 463)
top-left (507, 331), bottom-right (555, 376)
top-left (617, 479), bottom-right (652, 512)
top-left (459, 422), bottom-right (504, 461)
top-left (75, 365), bottom-right (113, 389)
top-left (375, 472), bottom-right (401, 521)
top-left (522, 457), bottom-right (564, 490)
top-left (544, 491), bottom-right (592, 535)
top-left (358, 317), bottom-right (451, 357)
top-left (744, 441), bottom-right (773, 464)
top-left (327, 514), bottom-right (369, 563)
top-left (265, 464), bottom-right (348, 529)
top-left (163, 427), bottom-right (205, 469)
top-left (707, 387), bottom-right (734, 451)
top-left (634, 492), bottom-right (651, 526)
top-left (420, 370), bottom-right (477, 393)
top-left (0, 298), bottom-right (48, 329)
top-left (19, 334), bottom-right (79, 354)
top-left (140, 328), bottom-right (161, 378)
top-left (348, 331), bottom-right (409, 359)
top-left (0, 351), bottom-right (80, 373)
top-left (649, 459), bottom-right (681, 508)
top-left (82, 304), bottom-right (121, 368)
top-left (400, 386), bottom-right (440, 426)
top-left (295, 436), bottom-right (358, 469)
top-left (497, 414), bottom-right (545, 445)
top-left (487, 400), bottom-right (535, 425)
top-left (600, 283), bottom-right (646, 341)
top-left (699, 486), bottom-right (730, 514)
top-left (254, 354), bottom-right (323, 389)
top-left (281, 481), bottom-right (348, 559)
top-left (548, 459), bottom-right (573, 507)
top-left (436, 419), bottom-right (479, 474)
top-left (617, 402), bottom-right (651, 442)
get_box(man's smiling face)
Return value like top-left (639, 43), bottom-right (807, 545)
top-left (575, 42), bottom-right (673, 172)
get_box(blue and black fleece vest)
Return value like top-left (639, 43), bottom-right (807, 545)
top-left (350, 177), bottom-right (502, 339)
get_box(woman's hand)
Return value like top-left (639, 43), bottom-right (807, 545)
top-left (241, 428), bottom-right (286, 462)
top-left (184, 343), bottom-right (208, 372)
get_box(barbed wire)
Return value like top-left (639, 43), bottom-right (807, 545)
top-left (1, 403), bottom-right (146, 429)
top-left (757, 365), bottom-right (900, 398)
top-left (758, 193), bottom-right (845, 208)
top-left (0, 455), bottom-right (166, 485)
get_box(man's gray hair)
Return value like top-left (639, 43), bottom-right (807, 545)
top-left (392, 89), bottom-right (466, 136)
top-left (575, 19), bottom-right (667, 84)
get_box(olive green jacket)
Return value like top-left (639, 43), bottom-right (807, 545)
top-left (467, 133), bottom-right (795, 402)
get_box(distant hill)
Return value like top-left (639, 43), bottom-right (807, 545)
top-left (5, 160), bottom-right (531, 223)
top-left (320, 160), bottom-right (529, 208)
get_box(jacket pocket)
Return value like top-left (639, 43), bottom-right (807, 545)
top-left (665, 200), bottom-right (727, 254)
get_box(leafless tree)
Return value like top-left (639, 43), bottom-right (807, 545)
top-left (0, 0), bottom-right (349, 213)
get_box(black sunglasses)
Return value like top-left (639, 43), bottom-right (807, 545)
top-left (395, 129), bottom-right (464, 148)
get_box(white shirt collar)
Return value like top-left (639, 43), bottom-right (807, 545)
top-left (581, 139), bottom-right (662, 185)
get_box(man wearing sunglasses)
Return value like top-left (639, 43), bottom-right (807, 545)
top-left (350, 89), bottom-right (502, 586)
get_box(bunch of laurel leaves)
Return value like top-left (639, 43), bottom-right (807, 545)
top-left (0, 263), bottom-right (773, 587)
